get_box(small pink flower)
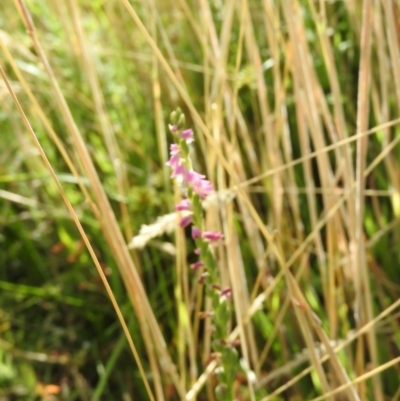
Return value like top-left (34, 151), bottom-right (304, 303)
top-left (171, 162), bottom-right (187, 178)
top-left (220, 287), bottom-right (232, 298)
top-left (167, 145), bottom-right (189, 179)
top-left (190, 261), bottom-right (204, 270)
top-left (198, 180), bottom-right (213, 198)
top-left (194, 248), bottom-right (201, 255)
top-left (175, 199), bottom-right (191, 211)
top-left (180, 129), bottom-right (194, 143)
top-left (191, 226), bottom-right (202, 239)
top-left (166, 153), bottom-right (179, 169)
top-left (169, 143), bottom-right (180, 155)
top-left (184, 170), bottom-right (203, 183)
top-left (202, 231), bottom-right (224, 242)
top-left (166, 145), bottom-right (181, 170)
top-left (179, 215), bottom-right (192, 228)
top-left (185, 170), bottom-right (213, 199)
top-left (169, 124), bottom-right (178, 133)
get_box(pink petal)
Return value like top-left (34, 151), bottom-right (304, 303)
top-left (220, 287), bottom-right (232, 298)
top-left (185, 170), bottom-right (213, 198)
top-left (180, 129), bottom-right (194, 143)
top-left (202, 231), bottom-right (224, 242)
top-left (179, 215), bottom-right (192, 228)
top-left (175, 199), bottom-right (191, 211)
top-left (191, 226), bottom-right (202, 239)
top-left (190, 261), bottom-right (204, 270)
top-left (169, 143), bottom-right (180, 155)
top-left (166, 153), bottom-right (179, 167)
top-left (170, 162), bottom-right (187, 178)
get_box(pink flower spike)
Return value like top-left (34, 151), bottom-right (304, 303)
top-left (175, 199), bottom-right (191, 211)
top-left (190, 261), bottom-right (204, 270)
top-left (191, 226), bottom-right (202, 239)
top-left (180, 129), bottom-right (194, 143)
top-left (179, 215), bottom-right (192, 228)
top-left (202, 231), bottom-right (224, 242)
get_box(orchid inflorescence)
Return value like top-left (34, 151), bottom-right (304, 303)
top-left (167, 108), bottom-right (241, 401)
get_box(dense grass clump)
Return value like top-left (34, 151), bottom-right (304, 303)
top-left (1, 0), bottom-right (399, 400)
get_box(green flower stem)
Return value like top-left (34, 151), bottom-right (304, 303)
top-left (169, 108), bottom-right (240, 401)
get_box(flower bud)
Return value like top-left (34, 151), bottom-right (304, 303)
top-left (177, 113), bottom-right (185, 128)
top-left (170, 110), bottom-right (177, 125)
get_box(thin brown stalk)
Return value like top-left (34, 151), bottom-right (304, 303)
top-left (353, 1), bottom-right (384, 399)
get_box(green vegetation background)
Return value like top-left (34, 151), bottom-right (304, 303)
top-left (1, 0), bottom-right (399, 400)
